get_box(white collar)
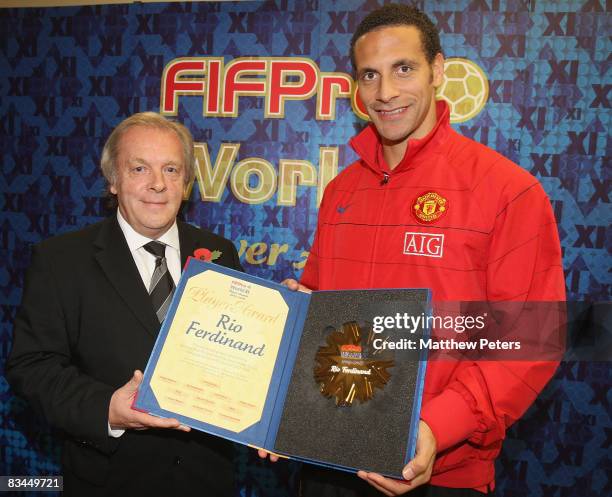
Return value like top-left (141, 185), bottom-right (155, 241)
top-left (116, 209), bottom-right (180, 252)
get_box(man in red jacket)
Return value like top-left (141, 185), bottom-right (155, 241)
top-left (280, 4), bottom-right (566, 497)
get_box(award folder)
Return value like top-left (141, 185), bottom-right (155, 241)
top-left (135, 258), bottom-right (430, 478)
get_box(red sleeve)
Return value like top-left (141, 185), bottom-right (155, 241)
top-left (300, 244), bottom-right (320, 291)
top-left (421, 178), bottom-right (566, 452)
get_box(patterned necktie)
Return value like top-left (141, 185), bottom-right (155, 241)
top-left (143, 241), bottom-right (175, 323)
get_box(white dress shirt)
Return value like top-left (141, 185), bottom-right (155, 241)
top-left (116, 209), bottom-right (181, 289)
top-left (108, 210), bottom-right (182, 437)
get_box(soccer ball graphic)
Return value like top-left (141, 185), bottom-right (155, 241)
top-left (437, 58), bottom-right (489, 123)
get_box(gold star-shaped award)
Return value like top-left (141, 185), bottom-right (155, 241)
top-left (314, 321), bottom-right (394, 407)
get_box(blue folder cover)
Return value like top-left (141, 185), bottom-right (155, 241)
top-left (136, 258), bottom-right (430, 478)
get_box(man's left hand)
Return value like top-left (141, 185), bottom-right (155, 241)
top-left (356, 421), bottom-right (436, 495)
top-left (108, 370), bottom-right (190, 432)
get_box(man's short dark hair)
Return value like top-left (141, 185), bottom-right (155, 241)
top-left (350, 4), bottom-right (443, 69)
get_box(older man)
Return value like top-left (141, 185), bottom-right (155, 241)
top-left (7, 113), bottom-right (242, 497)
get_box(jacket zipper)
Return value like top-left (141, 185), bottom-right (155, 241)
top-left (367, 172), bottom-right (390, 286)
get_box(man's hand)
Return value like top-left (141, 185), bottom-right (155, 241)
top-left (356, 421), bottom-right (436, 495)
top-left (108, 370), bottom-right (190, 432)
top-left (281, 279), bottom-right (312, 293)
top-left (257, 449), bottom-right (279, 462)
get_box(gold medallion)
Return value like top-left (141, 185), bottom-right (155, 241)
top-left (413, 191), bottom-right (448, 224)
top-left (314, 322), bottom-right (394, 406)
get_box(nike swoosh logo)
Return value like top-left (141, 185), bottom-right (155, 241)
top-left (337, 204), bottom-right (351, 214)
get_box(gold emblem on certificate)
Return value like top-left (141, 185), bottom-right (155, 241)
top-left (314, 322), bottom-right (394, 406)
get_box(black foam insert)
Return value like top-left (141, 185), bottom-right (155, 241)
top-left (274, 289), bottom-right (429, 477)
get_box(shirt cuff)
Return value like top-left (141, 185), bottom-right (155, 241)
top-left (108, 423), bottom-right (125, 438)
top-left (420, 389), bottom-right (478, 452)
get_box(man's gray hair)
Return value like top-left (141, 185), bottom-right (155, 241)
top-left (100, 112), bottom-right (196, 189)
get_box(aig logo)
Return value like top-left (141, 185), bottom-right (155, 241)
top-left (403, 232), bottom-right (444, 258)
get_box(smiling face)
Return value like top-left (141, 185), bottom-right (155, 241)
top-left (354, 25), bottom-right (444, 161)
top-left (110, 125), bottom-right (186, 239)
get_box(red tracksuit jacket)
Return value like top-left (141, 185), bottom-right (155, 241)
top-left (301, 101), bottom-right (566, 490)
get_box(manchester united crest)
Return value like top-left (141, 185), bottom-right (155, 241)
top-left (413, 191), bottom-right (448, 224)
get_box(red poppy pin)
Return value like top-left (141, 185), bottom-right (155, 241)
top-left (193, 248), bottom-right (222, 262)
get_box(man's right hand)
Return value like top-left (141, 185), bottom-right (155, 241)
top-left (257, 449), bottom-right (279, 462)
top-left (108, 370), bottom-right (190, 432)
top-left (281, 279), bottom-right (312, 293)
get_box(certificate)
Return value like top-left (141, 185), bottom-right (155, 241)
top-left (135, 258), bottom-right (430, 478)
top-left (145, 268), bottom-right (288, 432)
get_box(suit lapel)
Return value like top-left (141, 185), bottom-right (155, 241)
top-left (94, 217), bottom-right (160, 337)
top-left (178, 221), bottom-right (199, 268)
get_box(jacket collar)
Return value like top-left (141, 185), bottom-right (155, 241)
top-left (93, 216), bottom-right (201, 336)
top-left (178, 221), bottom-right (199, 269)
top-left (93, 216), bottom-right (162, 337)
top-left (350, 100), bottom-right (451, 176)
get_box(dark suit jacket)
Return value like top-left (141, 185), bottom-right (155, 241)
top-left (7, 216), bottom-right (243, 497)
